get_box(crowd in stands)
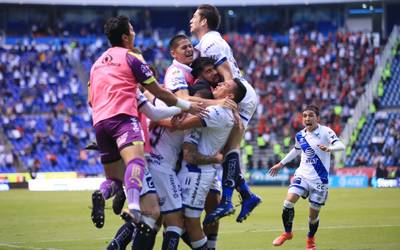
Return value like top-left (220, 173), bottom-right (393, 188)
top-left (0, 21), bottom-right (399, 174)
top-left (0, 43), bottom-right (101, 174)
top-left (348, 52), bottom-right (400, 168)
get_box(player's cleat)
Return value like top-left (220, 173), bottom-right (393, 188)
top-left (203, 201), bottom-right (235, 225)
top-left (91, 190), bottom-right (105, 228)
top-left (112, 189), bottom-right (126, 215)
top-left (236, 194), bottom-right (262, 223)
top-left (306, 236), bottom-right (316, 250)
top-left (272, 232), bottom-right (293, 246)
top-left (121, 208), bottom-right (142, 225)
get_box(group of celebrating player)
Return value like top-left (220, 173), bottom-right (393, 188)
top-left (87, 4), bottom-right (345, 250)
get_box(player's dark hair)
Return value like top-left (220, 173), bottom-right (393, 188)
top-left (197, 4), bottom-right (221, 31)
top-left (232, 78), bottom-right (247, 103)
top-left (191, 57), bottom-right (216, 78)
top-left (168, 34), bottom-right (190, 50)
top-left (190, 81), bottom-right (214, 99)
top-left (104, 15), bottom-right (131, 47)
top-left (303, 105), bottom-right (320, 117)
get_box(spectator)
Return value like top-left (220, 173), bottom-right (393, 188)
top-left (375, 161), bottom-right (388, 179)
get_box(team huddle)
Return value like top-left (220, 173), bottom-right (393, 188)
top-left (87, 4), bottom-right (345, 250)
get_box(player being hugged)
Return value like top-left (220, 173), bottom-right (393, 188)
top-left (190, 4), bottom-right (262, 225)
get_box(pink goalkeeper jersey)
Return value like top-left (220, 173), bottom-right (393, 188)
top-left (89, 47), bottom-right (155, 126)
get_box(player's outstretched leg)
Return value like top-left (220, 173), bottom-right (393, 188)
top-left (272, 200), bottom-right (295, 246)
top-left (235, 172), bottom-right (262, 223)
top-left (204, 149), bottom-right (262, 224)
top-left (91, 190), bottom-right (105, 228)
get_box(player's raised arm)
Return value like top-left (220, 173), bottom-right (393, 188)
top-left (269, 148), bottom-right (301, 177)
top-left (215, 60), bottom-right (234, 81)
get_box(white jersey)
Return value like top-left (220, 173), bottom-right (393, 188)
top-left (183, 105), bottom-right (234, 171)
top-left (294, 124), bottom-right (340, 183)
top-left (195, 31), bottom-right (257, 126)
top-left (147, 99), bottom-right (184, 174)
top-left (147, 60), bottom-right (192, 173)
top-left (164, 59), bottom-right (194, 93)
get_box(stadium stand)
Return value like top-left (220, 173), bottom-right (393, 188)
top-left (345, 47), bottom-right (400, 167)
top-left (0, 6), bottom-right (399, 175)
top-left (0, 44), bottom-right (102, 174)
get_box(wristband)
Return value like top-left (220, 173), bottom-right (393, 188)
top-left (176, 98), bottom-right (191, 111)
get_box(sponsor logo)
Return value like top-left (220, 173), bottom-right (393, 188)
top-left (130, 118), bottom-right (140, 133)
top-left (141, 64), bottom-right (153, 78)
top-left (306, 158), bottom-right (318, 164)
top-left (293, 177), bottom-right (302, 185)
top-left (190, 174), bottom-right (201, 205)
top-left (305, 147), bottom-right (315, 157)
top-left (101, 54), bottom-right (113, 64)
top-left (204, 43), bottom-right (215, 53)
top-left (169, 175), bottom-right (180, 199)
top-left (129, 165), bottom-right (143, 188)
top-left (116, 132), bottom-right (128, 148)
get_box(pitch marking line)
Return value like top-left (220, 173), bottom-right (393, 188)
top-left (0, 243), bottom-right (62, 250)
top-left (220, 224), bottom-right (400, 234)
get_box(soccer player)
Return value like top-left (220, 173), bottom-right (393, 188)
top-left (106, 93), bottom-right (187, 250)
top-left (190, 56), bottom-right (222, 90)
top-left (107, 34), bottom-right (223, 250)
top-left (171, 78), bottom-right (247, 250)
top-left (190, 4), bottom-right (261, 224)
top-left (269, 105), bottom-right (345, 250)
top-left (190, 56), bottom-right (224, 250)
top-left (88, 15), bottom-right (204, 249)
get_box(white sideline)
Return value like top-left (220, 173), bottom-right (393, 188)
top-left (218, 223), bottom-right (400, 234)
top-left (0, 242), bottom-right (62, 250)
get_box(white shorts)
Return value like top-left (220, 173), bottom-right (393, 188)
top-left (178, 164), bottom-right (217, 218)
top-left (209, 167), bottom-right (222, 193)
top-left (149, 166), bottom-right (182, 214)
top-left (140, 167), bottom-right (157, 197)
top-left (288, 174), bottom-right (328, 207)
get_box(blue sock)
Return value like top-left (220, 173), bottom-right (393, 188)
top-left (308, 218), bottom-right (319, 237)
top-left (221, 187), bottom-right (234, 203)
top-left (221, 150), bottom-right (241, 203)
top-left (236, 174), bottom-right (252, 200)
top-left (107, 222), bottom-right (135, 250)
top-left (162, 226), bottom-right (182, 250)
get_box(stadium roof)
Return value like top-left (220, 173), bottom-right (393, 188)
top-left (0, 0), bottom-right (382, 6)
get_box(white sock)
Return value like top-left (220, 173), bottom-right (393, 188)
top-left (166, 226), bottom-right (183, 235)
top-left (283, 200), bottom-right (295, 209)
top-left (191, 237), bottom-right (207, 249)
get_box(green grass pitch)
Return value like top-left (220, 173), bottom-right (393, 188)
top-left (0, 187), bottom-right (399, 250)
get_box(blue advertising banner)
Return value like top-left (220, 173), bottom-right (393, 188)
top-left (371, 177), bottom-right (400, 188)
top-left (328, 176), bottom-right (369, 188)
top-left (247, 169), bottom-right (290, 186)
